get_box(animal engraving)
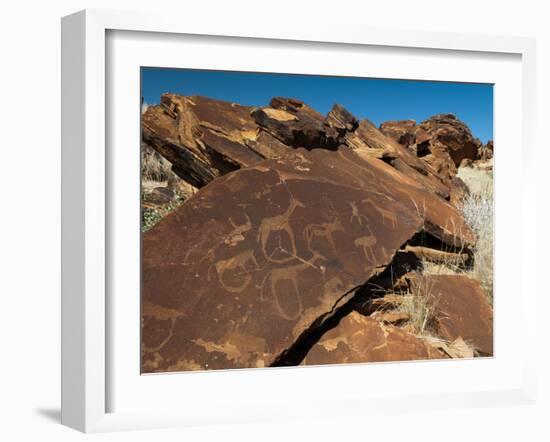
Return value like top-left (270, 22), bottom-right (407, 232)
top-left (224, 214), bottom-right (252, 246)
top-left (361, 197), bottom-right (398, 228)
top-left (303, 217), bottom-right (344, 256)
top-left (261, 264), bottom-right (307, 321)
top-left (257, 198), bottom-right (306, 263)
top-left (354, 234), bottom-right (377, 264)
top-left (215, 250), bottom-right (260, 293)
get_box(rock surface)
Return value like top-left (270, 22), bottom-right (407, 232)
top-left (380, 119), bottom-right (417, 147)
top-left (348, 119), bottom-right (452, 199)
top-left (252, 98), bottom-right (341, 150)
top-left (413, 114), bottom-right (482, 182)
top-left (449, 176), bottom-right (471, 207)
top-left (141, 146), bottom-right (475, 372)
top-left (142, 94), bottom-right (265, 188)
top-left (142, 95), bottom-right (459, 202)
top-left (302, 312), bottom-right (446, 365)
top-left (406, 274), bottom-right (493, 355)
top-left (141, 150), bottom-right (419, 372)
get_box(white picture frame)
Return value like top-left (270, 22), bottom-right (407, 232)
top-left (61, 9), bottom-right (537, 433)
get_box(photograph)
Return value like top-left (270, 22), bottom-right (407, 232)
top-left (140, 68), bottom-right (494, 373)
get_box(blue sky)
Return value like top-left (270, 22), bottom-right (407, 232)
top-left (141, 68), bottom-right (493, 143)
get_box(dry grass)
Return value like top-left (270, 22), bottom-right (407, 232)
top-left (375, 279), bottom-right (479, 358)
top-left (457, 160), bottom-right (493, 196)
top-left (392, 292), bottom-right (437, 336)
top-left (141, 144), bottom-right (173, 182)
top-left (410, 163), bottom-right (494, 303)
top-left (457, 164), bottom-right (494, 303)
top-left (372, 161), bottom-right (494, 349)
top-left (375, 276), bottom-right (439, 337)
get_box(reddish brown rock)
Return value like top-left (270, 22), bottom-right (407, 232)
top-left (142, 149), bottom-right (427, 372)
top-left (406, 274), bottom-right (493, 355)
top-left (244, 130), bottom-right (293, 160)
top-left (251, 97), bottom-right (340, 150)
top-left (302, 312), bottom-right (446, 366)
top-left (449, 176), bottom-right (470, 207)
top-left (142, 96), bottom-right (469, 205)
top-left (141, 146), bottom-right (476, 372)
top-left (414, 114), bottom-right (482, 182)
top-left (380, 119), bottom-right (417, 147)
top-left (332, 138), bottom-right (474, 248)
top-left (142, 94), bottom-right (264, 188)
top-left (345, 119), bottom-right (451, 199)
top-left (325, 103), bottom-right (359, 134)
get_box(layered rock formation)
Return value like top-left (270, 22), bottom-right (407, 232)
top-left (141, 94), bottom-right (492, 372)
top-left (380, 116), bottom-right (494, 182)
top-left (380, 119), bottom-right (416, 147)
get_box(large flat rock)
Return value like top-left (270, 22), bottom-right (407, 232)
top-left (141, 146), bottom-right (475, 372)
top-left (141, 148), bottom-right (425, 372)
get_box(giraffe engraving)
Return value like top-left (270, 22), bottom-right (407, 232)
top-left (303, 217), bottom-right (344, 256)
top-left (257, 198), bottom-right (306, 263)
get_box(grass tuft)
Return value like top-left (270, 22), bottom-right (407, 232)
top-left (457, 164), bottom-right (494, 303)
top-left (411, 163), bottom-right (493, 303)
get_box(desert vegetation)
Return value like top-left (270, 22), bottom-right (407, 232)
top-left (458, 164), bottom-right (494, 302)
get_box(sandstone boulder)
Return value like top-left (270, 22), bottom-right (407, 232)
top-left (346, 119), bottom-right (452, 199)
top-left (325, 103), bottom-right (359, 134)
top-left (406, 274), bottom-right (493, 355)
top-left (142, 94), bottom-right (266, 188)
top-left (380, 119), bottom-right (417, 147)
top-left (251, 97), bottom-right (340, 150)
top-left (302, 312), bottom-right (446, 366)
top-left (413, 114), bottom-right (482, 182)
top-left (142, 149), bottom-right (423, 372)
top-left (141, 146), bottom-right (474, 372)
top-left (143, 95), bottom-right (457, 205)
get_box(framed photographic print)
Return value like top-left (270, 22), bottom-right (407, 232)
top-left (61, 9), bottom-right (537, 432)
